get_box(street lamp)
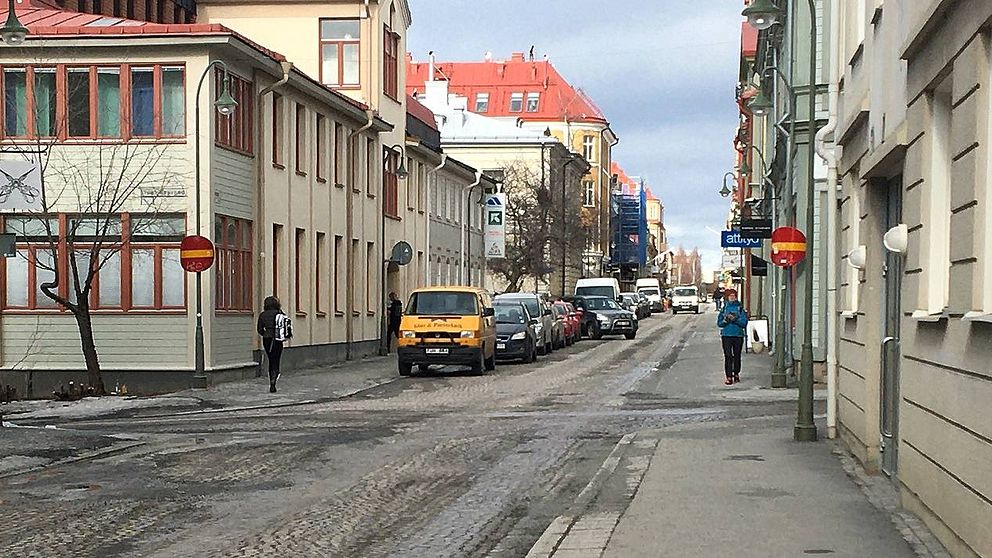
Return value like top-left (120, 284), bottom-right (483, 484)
top-left (191, 60), bottom-right (238, 387)
top-left (747, 89), bottom-right (774, 117)
top-left (742, 0), bottom-right (781, 31)
top-left (384, 144), bottom-right (409, 179)
top-left (746, 0), bottom-right (818, 442)
top-left (720, 172), bottom-right (735, 198)
top-left (1, 0), bottom-right (29, 45)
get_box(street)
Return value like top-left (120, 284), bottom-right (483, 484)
top-left (1, 308), bottom-right (932, 558)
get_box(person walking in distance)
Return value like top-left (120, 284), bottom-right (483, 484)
top-left (717, 289), bottom-right (748, 385)
top-left (387, 292), bottom-right (403, 353)
top-left (713, 286), bottom-right (725, 311)
top-left (257, 296), bottom-right (292, 393)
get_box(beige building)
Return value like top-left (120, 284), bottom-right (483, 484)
top-left (833, 1), bottom-right (992, 556)
top-left (0, 7), bottom-right (390, 394)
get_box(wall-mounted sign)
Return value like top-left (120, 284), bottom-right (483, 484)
top-left (751, 254), bottom-right (769, 276)
top-left (484, 193), bottom-right (506, 259)
top-left (721, 230), bottom-right (762, 249)
top-left (0, 160), bottom-right (43, 212)
top-left (740, 218), bottom-right (773, 239)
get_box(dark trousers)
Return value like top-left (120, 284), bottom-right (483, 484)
top-left (722, 336), bottom-right (744, 379)
top-left (388, 319), bottom-right (401, 351)
top-left (262, 337), bottom-right (284, 384)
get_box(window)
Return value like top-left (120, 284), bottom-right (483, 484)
top-left (406, 158), bottom-right (415, 210)
top-left (350, 238), bottom-right (358, 311)
top-left (583, 136), bottom-right (596, 162)
top-left (320, 19), bottom-right (361, 87)
top-left (295, 228), bottom-right (306, 313)
top-left (474, 92), bottom-right (490, 113)
top-left (2, 214), bottom-right (185, 311)
top-left (366, 241), bottom-right (375, 313)
top-left (34, 68), bottom-right (57, 138)
top-left (383, 24), bottom-right (399, 98)
top-left (316, 114), bottom-right (327, 181)
top-left (295, 103), bottom-right (306, 174)
top-left (315, 232), bottom-right (326, 315)
top-left (272, 224), bottom-right (283, 299)
top-left (333, 123), bottom-right (345, 185)
top-left (216, 70), bottom-right (254, 154)
top-left (334, 235), bottom-right (343, 314)
top-left (583, 179), bottom-right (596, 207)
top-left (526, 92), bottom-right (540, 112)
top-left (383, 147), bottom-right (399, 217)
top-left (509, 92), bottom-right (524, 113)
top-left (131, 66), bottom-right (185, 137)
top-left (366, 138), bottom-right (376, 196)
top-left (272, 94), bottom-right (283, 166)
top-left (918, 78), bottom-right (952, 317)
top-left (215, 216), bottom-right (253, 312)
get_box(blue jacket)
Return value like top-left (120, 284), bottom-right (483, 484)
top-left (717, 302), bottom-right (749, 337)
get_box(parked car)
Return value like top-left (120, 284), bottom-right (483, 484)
top-left (636, 278), bottom-right (665, 312)
top-left (494, 293), bottom-right (555, 355)
top-left (572, 295), bottom-right (638, 340)
top-left (397, 287), bottom-right (497, 376)
top-left (637, 292), bottom-right (654, 316)
top-left (567, 296), bottom-right (599, 339)
top-left (553, 301), bottom-right (580, 345)
top-left (671, 285), bottom-right (700, 314)
top-left (621, 292), bottom-right (650, 319)
top-left (493, 301), bottom-right (538, 363)
top-left (574, 277), bottom-right (622, 303)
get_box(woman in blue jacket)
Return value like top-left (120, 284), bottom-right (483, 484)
top-left (717, 289), bottom-right (748, 385)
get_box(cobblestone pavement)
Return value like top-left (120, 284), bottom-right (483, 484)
top-left (0, 309), bottom-right (797, 558)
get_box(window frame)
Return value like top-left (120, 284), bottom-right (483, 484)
top-left (319, 18), bottom-right (362, 89)
top-left (271, 93), bottom-right (284, 167)
top-left (316, 113), bottom-right (327, 182)
top-left (474, 92), bottom-right (490, 113)
top-left (582, 179), bottom-right (596, 207)
top-left (509, 92), bottom-right (524, 113)
top-left (215, 215), bottom-right (253, 313)
top-left (215, 69), bottom-right (254, 156)
top-left (315, 231), bottom-right (326, 316)
top-left (526, 92), bottom-right (540, 113)
top-left (334, 234), bottom-right (344, 315)
top-left (383, 147), bottom-right (399, 218)
top-left (583, 135), bottom-right (596, 162)
top-left (295, 227), bottom-right (307, 315)
top-left (295, 103), bottom-right (307, 175)
top-left (383, 24), bottom-right (400, 99)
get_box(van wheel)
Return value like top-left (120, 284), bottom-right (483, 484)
top-left (471, 350), bottom-right (485, 375)
top-left (418, 364), bottom-right (431, 373)
top-left (672, 309), bottom-right (678, 315)
top-left (484, 349), bottom-right (496, 371)
top-left (399, 361), bottom-right (413, 376)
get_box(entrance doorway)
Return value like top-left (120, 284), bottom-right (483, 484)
top-left (880, 176), bottom-right (903, 477)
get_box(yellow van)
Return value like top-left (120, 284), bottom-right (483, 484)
top-left (397, 286), bottom-right (497, 376)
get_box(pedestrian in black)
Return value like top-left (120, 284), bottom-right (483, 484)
top-left (716, 289), bottom-right (748, 385)
top-left (713, 286), bottom-right (725, 311)
top-left (257, 296), bottom-right (288, 393)
top-left (387, 292), bottom-right (403, 352)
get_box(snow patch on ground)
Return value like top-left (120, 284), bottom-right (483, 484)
top-left (5, 396), bottom-right (202, 420)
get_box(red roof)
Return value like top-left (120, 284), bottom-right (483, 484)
top-left (1, 6), bottom-right (286, 62)
top-left (611, 162), bottom-right (641, 195)
top-left (407, 53), bottom-right (608, 125)
top-left (406, 95), bottom-right (438, 131)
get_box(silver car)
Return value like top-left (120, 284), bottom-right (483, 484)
top-left (494, 293), bottom-right (556, 355)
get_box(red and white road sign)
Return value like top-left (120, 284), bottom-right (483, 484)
top-left (180, 235), bottom-right (215, 272)
top-left (770, 227), bottom-right (806, 267)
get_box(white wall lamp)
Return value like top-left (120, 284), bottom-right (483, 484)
top-left (847, 245), bottom-right (867, 270)
top-left (883, 224), bottom-right (908, 253)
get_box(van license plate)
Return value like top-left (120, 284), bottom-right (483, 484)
top-left (425, 348), bottom-right (449, 355)
top-left (496, 343), bottom-right (506, 350)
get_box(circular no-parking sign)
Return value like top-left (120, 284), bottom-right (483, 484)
top-left (770, 227), bottom-right (806, 267)
top-left (180, 235), bottom-right (215, 272)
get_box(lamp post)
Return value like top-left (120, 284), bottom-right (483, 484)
top-left (192, 61), bottom-right (238, 387)
top-left (1, 0), bottom-right (28, 45)
top-left (745, 0), bottom-right (818, 441)
top-left (379, 144), bottom-right (407, 355)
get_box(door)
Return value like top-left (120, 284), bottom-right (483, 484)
top-left (880, 176), bottom-right (903, 477)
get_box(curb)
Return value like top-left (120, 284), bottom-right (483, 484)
top-left (0, 441), bottom-right (145, 480)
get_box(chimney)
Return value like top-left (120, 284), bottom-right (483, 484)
top-left (511, 52), bottom-right (525, 62)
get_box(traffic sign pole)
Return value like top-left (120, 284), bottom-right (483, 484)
top-left (181, 235), bottom-right (215, 389)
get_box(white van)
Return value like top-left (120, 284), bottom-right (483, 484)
top-left (575, 278), bottom-right (622, 302)
top-left (671, 285), bottom-right (700, 314)
top-left (635, 278), bottom-right (664, 312)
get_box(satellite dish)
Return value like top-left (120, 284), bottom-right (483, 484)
top-left (390, 241), bottom-right (413, 266)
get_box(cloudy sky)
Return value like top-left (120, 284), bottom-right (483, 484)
top-left (407, 0), bottom-right (743, 274)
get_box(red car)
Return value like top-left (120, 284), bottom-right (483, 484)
top-left (554, 301), bottom-right (581, 345)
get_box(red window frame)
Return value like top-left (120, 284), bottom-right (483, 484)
top-left (383, 25), bottom-right (399, 99)
top-left (215, 215), bottom-right (253, 313)
top-left (272, 94), bottom-right (284, 167)
top-left (295, 103), bottom-right (306, 175)
top-left (215, 69), bottom-right (254, 155)
top-left (383, 147), bottom-right (399, 217)
top-left (319, 18), bottom-right (361, 88)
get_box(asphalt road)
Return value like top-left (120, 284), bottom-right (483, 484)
top-left (0, 307), bottom-right (796, 558)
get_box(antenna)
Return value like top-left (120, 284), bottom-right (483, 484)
top-left (529, 46), bottom-right (535, 61)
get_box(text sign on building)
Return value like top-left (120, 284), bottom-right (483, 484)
top-left (739, 218), bottom-right (773, 239)
top-left (484, 193), bottom-right (506, 259)
top-left (0, 160), bottom-right (44, 212)
top-left (721, 230), bottom-right (762, 249)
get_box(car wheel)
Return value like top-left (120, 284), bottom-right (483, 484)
top-left (399, 361), bottom-right (413, 376)
top-left (546, 334), bottom-right (554, 353)
top-left (625, 331), bottom-right (637, 340)
top-left (471, 349), bottom-right (485, 375)
top-left (484, 348), bottom-right (496, 371)
top-left (672, 309), bottom-right (677, 315)
top-left (590, 322), bottom-right (603, 340)
top-left (538, 340), bottom-right (548, 355)
top-left (530, 340), bottom-right (539, 362)
top-left (694, 307), bottom-right (699, 314)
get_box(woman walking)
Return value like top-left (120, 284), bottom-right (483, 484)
top-left (716, 289), bottom-right (748, 385)
top-left (257, 296), bottom-right (291, 393)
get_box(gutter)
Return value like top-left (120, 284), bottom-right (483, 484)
top-left (461, 171), bottom-right (483, 285)
top-left (814, 0), bottom-right (841, 440)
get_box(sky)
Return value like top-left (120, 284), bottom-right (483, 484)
top-left (407, 0), bottom-right (743, 276)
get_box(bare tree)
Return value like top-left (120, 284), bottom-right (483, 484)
top-left (487, 162), bottom-right (551, 292)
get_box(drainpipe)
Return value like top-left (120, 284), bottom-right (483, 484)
top-left (426, 154), bottom-right (448, 285)
top-left (347, 110), bottom-right (375, 359)
top-left (815, 0), bottom-right (841, 439)
top-left (461, 171), bottom-right (482, 284)
top-left (254, 61), bottom-right (292, 371)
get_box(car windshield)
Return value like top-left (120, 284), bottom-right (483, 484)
top-left (639, 288), bottom-right (660, 296)
top-left (498, 296), bottom-right (540, 317)
top-left (584, 297), bottom-right (621, 310)
top-left (622, 295), bottom-right (637, 304)
top-left (575, 286), bottom-right (615, 299)
top-left (675, 288), bottom-right (697, 297)
top-left (407, 292), bottom-right (478, 316)
top-left (494, 305), bottom-right (526, 324)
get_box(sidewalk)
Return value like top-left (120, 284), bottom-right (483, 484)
top-left (529, 318), bottom-right (947, 558)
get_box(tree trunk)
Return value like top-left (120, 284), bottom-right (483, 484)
top-left (73, 306), bottom-right (105, 395)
